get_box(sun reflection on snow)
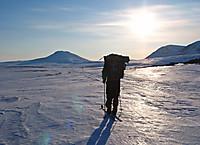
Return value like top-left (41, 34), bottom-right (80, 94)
top-left (132, 67), bottom-right (169, 80)
top-left (123, 66), bottom-right (174, 143)
top-left (125, 94), bottom-right (168, 144)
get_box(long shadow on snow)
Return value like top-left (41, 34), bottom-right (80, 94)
top-left (87, 117), bottom-right (114, 145)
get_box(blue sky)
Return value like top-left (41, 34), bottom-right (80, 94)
top-left (0, 0), bottom-right (200, 61)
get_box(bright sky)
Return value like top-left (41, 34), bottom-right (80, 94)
top-left (0, 0), bottom-right (200, 61)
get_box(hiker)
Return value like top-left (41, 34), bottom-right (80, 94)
top-left (102, 54), bottom-right (129, 116)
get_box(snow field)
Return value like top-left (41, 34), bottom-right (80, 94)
top-left (0, 64), bottom-right (199, 144)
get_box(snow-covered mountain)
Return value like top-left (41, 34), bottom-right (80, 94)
top-left (146, 41), bottom-right (200, 59)
top-left (140, 40), bottom-right (200, 66)
top-left (146, 45), bottom-right (184, 58)
top-left (1, 51), bottom-right (91, 65)
top-left (181, 41), bottom-right (200, 55)
top-left (28, 51), bottom-right (89, 64)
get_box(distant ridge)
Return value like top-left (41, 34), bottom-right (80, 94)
top-left (0, 51), bottom-right (90, 65)
top-left (146, 41), bottom-right (200, 59)
top-left (1, 41), bottom-right (200, 67)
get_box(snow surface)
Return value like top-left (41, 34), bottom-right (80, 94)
top-left (0, 63), bottom-right (200, 144)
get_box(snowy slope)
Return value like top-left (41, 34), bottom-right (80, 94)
top-left (147, 41), bottom-right (200, 59)
top-left (140, 54), bottom-right (200, 66)
top-left (181, 41), bottom-right (200, 54)
top-left (0, 64), bottom-right (200, 144)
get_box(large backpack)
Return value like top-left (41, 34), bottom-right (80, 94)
top-left (103, 54), bottom-right (129, 80)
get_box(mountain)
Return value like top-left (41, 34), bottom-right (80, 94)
top-left (181, 41), bottom-right (200, 55)
top-left (146, 41), bottom-right (200, 59)
top-left (142, 41), bottom-right (200, 66)
top-left (27, 51), bottom-right (89, 64)
top-left (0, 51), bottom-right (90, 65)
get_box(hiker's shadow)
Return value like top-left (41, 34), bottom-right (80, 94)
top-left (87, 117), bottom-right (115, 145)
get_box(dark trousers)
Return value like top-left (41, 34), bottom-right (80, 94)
top-left (105, 79), bottom-right (120, 114)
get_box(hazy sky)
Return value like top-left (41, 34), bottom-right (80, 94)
top-left (0, 0), bottom-right (200, 61)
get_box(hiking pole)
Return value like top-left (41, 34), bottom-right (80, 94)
top-left (104, 82), bottom-right (106, 109)
top-left (101, 83), bottom-right (106, 110)
top-left (119, 95), bottom-right (122, 111)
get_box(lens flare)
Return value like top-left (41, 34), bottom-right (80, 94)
top-left (72, 93), bottom-right (83, 113)
top-left (66, 119), bottom-right (71, 129)
top-left (37, 133), bottom-right (52, 145)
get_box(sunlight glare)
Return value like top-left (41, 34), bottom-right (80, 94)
top-left (129, 11), bottom-right (158, 37)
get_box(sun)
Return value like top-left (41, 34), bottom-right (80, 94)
top-left (129, 11), bottom-right (158, 37)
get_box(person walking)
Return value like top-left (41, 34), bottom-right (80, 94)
top-left (102, 54), bottom-right (129, 116)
